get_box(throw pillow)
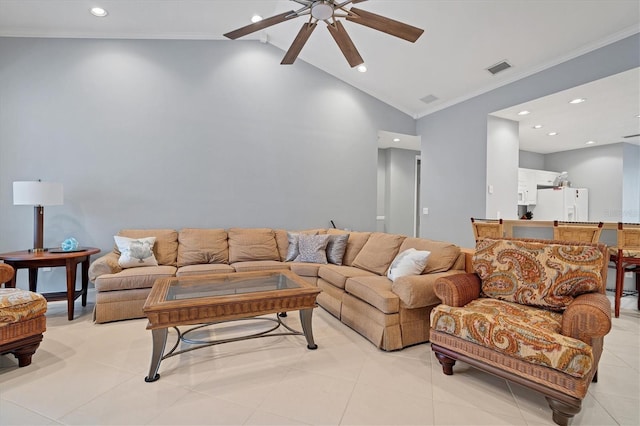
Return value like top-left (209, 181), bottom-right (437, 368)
top-left (474, 238), bottom-right (604, 310)
top-left (114, 236), bottom-right (158, 268)
top-left (387, 248), bottom-right (431, 282)
top-left (326, 233), bottom-right (349, 265)
top-left (295, 234), bottom-right (330, 264)
top-left (285, 232), bottom-right (300, 261)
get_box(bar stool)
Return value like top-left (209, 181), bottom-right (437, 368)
top-left (552, 221), bottom-right (603, 243)
top-left (610, 222), bottom-right (640, 318)
top-left (470, 218), bottom-right (504, 242)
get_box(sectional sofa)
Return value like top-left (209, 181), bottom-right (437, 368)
top-left (88, 228), bottom-right (466, 350)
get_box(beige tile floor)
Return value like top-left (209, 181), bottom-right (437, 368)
top-left (0, 290), bottom-right (638, 426)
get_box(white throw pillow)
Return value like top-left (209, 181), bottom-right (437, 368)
top-left (387, 248), bottom-right (431, 282)
top-left (114, 236), bottom-right (158, 268)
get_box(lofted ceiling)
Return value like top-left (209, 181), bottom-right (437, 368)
top-left (0, 0), bottom-right (639, 153)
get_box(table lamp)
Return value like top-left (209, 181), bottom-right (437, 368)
top-left (13, 180), bottom-right (64, 252)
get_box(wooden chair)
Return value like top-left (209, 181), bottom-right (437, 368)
top-left (610, 222), bottom-right (640, 318)
top-left (470, 217), bottom-right (504, 241)
top-left (553, 221), bottom-right (603, 243)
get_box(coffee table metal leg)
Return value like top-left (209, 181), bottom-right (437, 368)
top-left (299, 308), bottom-right (317, 350)
top-left (145, 328), bottom-right (168, 382)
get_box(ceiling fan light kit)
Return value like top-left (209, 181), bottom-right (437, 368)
top-left (223, 0), bottom-right (424, 68)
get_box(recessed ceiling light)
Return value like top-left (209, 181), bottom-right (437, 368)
top-left (251, 15), bottom-right (263, 23)
top-left (585, 140), bottom-right (595, 145)
top-left (532, 124), bottom-right (543, 129)
top-left (517, 110), bottom-right (530, 116)
top-left (393, 138), bottom-right (401, 142)
top-left (636, 114), bottom-right (640, 118)
top-left (547, 132), bottom-right (558, 136)
top-left (357, 64), bottom-right (367, 73)
top-left (569, 98), bottom-right (586, 104)
top-left (90, 7), bottom-right (108, 17)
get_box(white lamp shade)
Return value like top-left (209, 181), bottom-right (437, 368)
top-left (13, 181), bottom-right (64, 206)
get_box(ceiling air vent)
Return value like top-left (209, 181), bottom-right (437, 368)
top-left (420, 94), bottom-right (439, 104)
top-left (487, 60), bottom-right (512, 75)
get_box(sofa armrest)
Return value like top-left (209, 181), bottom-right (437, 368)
top-left (561, 292), bottom-right (611, 343)
top-left (392, 270), bottom-right (464, 309)
top-left (433, 273), bottom-right (481, 307)
top-left (88, 252), bottom-right (122, 281)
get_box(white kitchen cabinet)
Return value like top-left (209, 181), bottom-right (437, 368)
top-left (535, 170), bottom-right (561, 187)
top-left (517, 168), bottom-right (537, 205)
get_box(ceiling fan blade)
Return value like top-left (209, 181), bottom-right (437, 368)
top-left (281, 22), bottom-right (317, 64)
top-left (346, 7), bottom-right (424, 42)
top-left (327, 21), bottom-right (364, 68)
top-left (223, 11), bottom-right (296, 40)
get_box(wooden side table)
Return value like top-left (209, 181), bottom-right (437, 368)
top-left (0, 247), bottom-right (100, 320)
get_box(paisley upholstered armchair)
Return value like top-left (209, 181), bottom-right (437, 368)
top-left (0, 264), bottom-right (47, 367)
top-left (430, 238), bottom-right (611, 426)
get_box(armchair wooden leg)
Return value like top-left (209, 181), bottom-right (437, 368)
top-left (546, 397), bottom-right (581, 426)
top-left (434, 351), bottom-right (456, 375)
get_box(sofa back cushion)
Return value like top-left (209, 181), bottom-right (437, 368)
top-left (327, 229), bottom-right (371, 266)
top-left (117, 229), bottom-right (178, 266)
top-left (228, 228), bottom-right (279, 263)
top-left (399, 238), bottom-right (461, 274)
top-left (178, 228), bottom-right (228, 267)
top-left (352, 232), bottom-right (406, 275)
top-left (473, 238), bottom-right (605, 310)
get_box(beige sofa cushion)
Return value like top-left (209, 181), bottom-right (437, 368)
top-left (231, 260), bottom-right (289, 273)
top-left (345, 276), bottom-right (400, 314)
top-left (352, 232), bottom-right (406, 275)
top-left (178, 228), bottom-right (228, 267)
top-left (318, 265), bottom-right (376, 289)
top-left (117, 229), bottom-right (178, 266)
top-left (228, 228), bottom-right (279, 263)
top-left (176, 264), bottom-right (235, 277)
top-left (94, 265), bottom-right (177, 292)
top-left (327, 229), bottom-right (371, 266)
top-left (398, 237), bottom-right (461, 274)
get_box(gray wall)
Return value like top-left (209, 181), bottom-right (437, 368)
top-left (417, 33), bottom-right (640, 248)
top-left (381, 148), bottom-right (419, 236)
top-left (519, 150), bottom-right (545, 169)
top-left (0, 37), bottom-right (415, 290)
top-left (622, 143), bottom-right (640, 222)
top-left (486, 116), bottom-right (519, 219)
top-left (376, 149), bottom-right (387, 232)
top-left (544, 143), bottom-right (624, 222)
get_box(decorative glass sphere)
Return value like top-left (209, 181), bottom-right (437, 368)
top-left (61, 237), bottom-right (79, 251)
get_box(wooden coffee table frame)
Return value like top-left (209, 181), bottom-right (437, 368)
top-left (142, 270), bottom-right (322, 382)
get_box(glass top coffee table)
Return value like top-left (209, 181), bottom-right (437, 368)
top-left (142, 270), bottom-right (322, 382)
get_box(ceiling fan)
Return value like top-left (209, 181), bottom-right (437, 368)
top-left (223, 0), bottom-right (424, 68)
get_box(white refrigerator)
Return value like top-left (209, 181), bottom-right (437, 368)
top-left (534, 188), bottom-right (589, 221)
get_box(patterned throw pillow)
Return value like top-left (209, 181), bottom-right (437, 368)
top-left (326, 234), bottom-right (349, 265)
top-left (285, 232), bottom-right (300, 261)
top-left (387, 248), bottom-right (431, 282)
top-left (295, 234), bottom-right (330, 264)
top-left (473, 238), bottom-right (604, 310)
top-left (114, 236), bottom-right (158, 268)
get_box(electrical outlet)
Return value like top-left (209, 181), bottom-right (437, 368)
top-left (42, 267), bottom-right (52, 272)
top-left (422, 208), bottom-right (429, 215)
top-left (625, 271), bottom-right (634, 278)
